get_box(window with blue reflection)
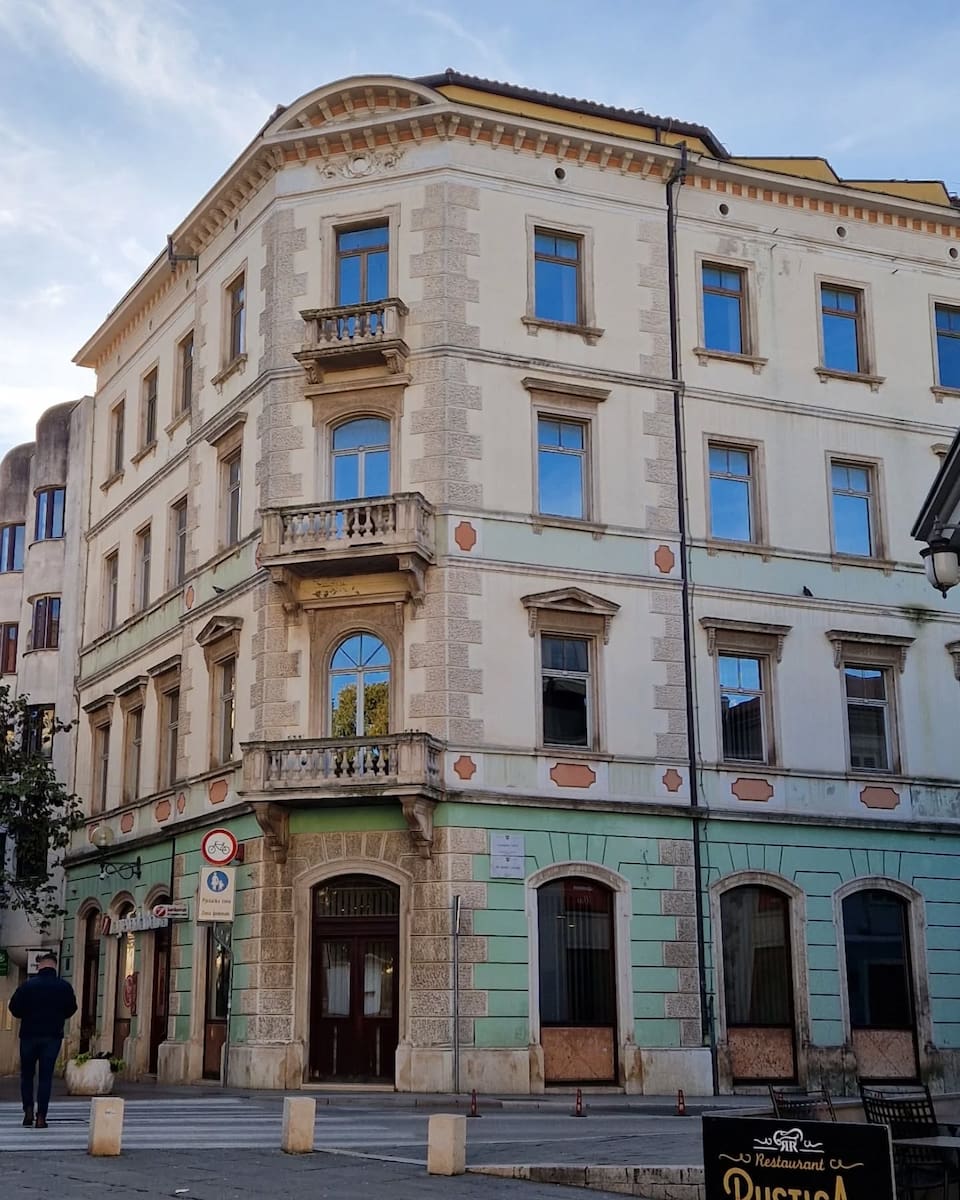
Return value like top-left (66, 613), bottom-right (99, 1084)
top-left (702, 265), bottom-right (744, 353)
top-left (330, 633), bottom-right (390, 738)
top-left (336, 225), bottom-right (389, 306)
top-left (831, 462), bottom-right (873, 556)
top-left (821, 286), bottom-right (862, 373)
top-left (719, 654), bottom-right (765, 762)
top-left (35, 488), bottom-right (65, 540)
top-left (936, 305), bottom-right (960, 389)
top-left (332, 418), bottom-right (390, 501)
top-left (708, 445), bottom-right (753, 541)
top-left (537, 416), bottom-right (586, 518)
top-left (534, 231), bottom-right (581, 325)
top-left (0, 524), bottom-right (24, 572)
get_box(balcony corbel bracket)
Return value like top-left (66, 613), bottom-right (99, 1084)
top-left (398, 553), bottom-right (426, 606)
top-left (402, 797), bottom-right (435, 859)
top-left (268, 566), bottom-right (301, 625)
top-left (254, 803), bottom-right (289, 865)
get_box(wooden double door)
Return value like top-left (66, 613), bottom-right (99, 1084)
top-left (309, 875), bottom-right (400, 1082)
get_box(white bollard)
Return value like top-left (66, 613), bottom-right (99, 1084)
top-left (427, 1113), bottom-right (466, 1176)
top-left (88, 1097), bottom-right (124, 1156)
top-left (281, 1096), bottom-right (316, 1154)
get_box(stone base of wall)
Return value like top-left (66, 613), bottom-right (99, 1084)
top-left (157, 1038), bottom-right (203, 1086)
top-left (396, 1044), bottom-right (533, 1093)
top-left (472, 1164), bottom-right (705, 1199)
top-left (227, 1041), bottom-right (304, 1090)
top-left (640, 1048), bottom-right (714, 1095)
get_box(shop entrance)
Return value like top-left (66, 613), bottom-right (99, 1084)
top-left (148, 921), bottom-right (171, 1074)
top-left (309, 875), bottom-right (400, 1082)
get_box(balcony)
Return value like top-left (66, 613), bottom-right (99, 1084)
top-left (259, 493), bottom-right (435, 598)
top-left (240, 732), bottom-right (445, 858)
top-left (294, 298), bottom-right (409, 383)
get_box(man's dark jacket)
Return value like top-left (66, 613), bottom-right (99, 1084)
top-left (8, 968), bottom-right (78, 1039)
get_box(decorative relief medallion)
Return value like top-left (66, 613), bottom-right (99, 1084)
top-left (661, 768), bottom-right (684, 793)
top-left (319, 150), bottom-right (404, 180)
top-left (730, 777), bottom-right (774, 803)
top-left (454, 521), bottom-right (478, 552)
top-left (549, 762), bottom-right (597, 789)
top-left (453, 755), bottom-right (477, 781)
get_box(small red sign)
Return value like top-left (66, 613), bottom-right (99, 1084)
top-left (201, 828), bottom-right (239, 866)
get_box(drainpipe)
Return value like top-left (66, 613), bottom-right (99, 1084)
top-left (665, 145), bottom-right (718, 1094)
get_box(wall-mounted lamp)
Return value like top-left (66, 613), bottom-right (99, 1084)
top-left (91, 826), bottom-right (142, 882)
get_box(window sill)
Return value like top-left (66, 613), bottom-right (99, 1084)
top-left (815, 366), bottom-right (885, 392)
top-left (694, 347), bottom-right (768, 374)
top-left (22, 646), bottom-right (59, 655)
top-left (931, 385), bottom-right (960, 404)
top-left (830, 553), bottom-right (895, 576)
top-left (539, 746), bottom-right (612, 761)
top-left (522, 316), bottom-right (604, 346)
top-left (130, 440), bottom-right (157, 466)
top-left (706, 539), bottom-right (773, 561)
top-left (532, 514), bottom-right (607, 541)
top-left (100, 470), bottom-right (124, 494)
top-left (165, 409), bottom-right (191, 437)
top-left (211, 353), bottom-right (248, 392)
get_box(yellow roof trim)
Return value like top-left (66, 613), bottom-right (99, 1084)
top-left (434, 83), bottom-right (712, 154)
top-left (733, 157), bottom-right (840, 184)
top-left (846, 180), bottom-right (952, 207)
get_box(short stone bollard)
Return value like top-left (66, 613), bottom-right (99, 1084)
top-left (88, 1096), bottom-right (124, 1157)
top-left (427, 1113), bottom-right (466, 1176)
top-left (281, 1096), bottom-right (316, 1154)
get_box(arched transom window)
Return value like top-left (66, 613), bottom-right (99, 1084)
top-left (332, 418), bottom-right (390, 501)
top-left (329, 634), bottom-right (390, 737)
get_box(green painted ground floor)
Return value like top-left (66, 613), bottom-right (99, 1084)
top-left (53, 803), bottom-right (960, 1094)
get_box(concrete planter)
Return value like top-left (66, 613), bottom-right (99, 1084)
top-left (65, 1059), bottom-right (115, 1096)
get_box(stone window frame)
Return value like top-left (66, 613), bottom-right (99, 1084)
top-left (523, 377), bottom-right (608, 531)
top-left (307, 605), bottom-right (402, 739)
top-left (116, 675), bottom-right (148, 808)
top-left (522, 214), bottom-right (603, 345)
top-left (133, 521), bottom-right (152, 615)
top-left (708, 870), bottom-right (811, 1092)
top-left (700, 618), bottom-right (790, 767)
top-left (149, 655), bottom-right (182, 792)
top-left (693, 251), bottom-right (767, 372)
top-left (174, 329), bottom-right (195, 422)
top-left (814, 274), bottom-right (884, 390)
top-left (83, 693), bottom-right (115, 816)
top-left (524, 861), bottom-right (634, 1087)
top-left (522, 588), bottom-right (620, 756)
top-left (206, 414), bottom-right (246, 551)
top-left (824, 452), bottom-right (889, 565)
top-left (106, 396), bottom-right (126, 486)
top-left (703, 434), bottom-right (769, 551)
top-left (134, 361), bottom-right (160, 459)
top-left (197, 617), bottom-right (243, 770)
top-left (825, 630), bottom-right (913, 776)
top-left (168, 494), bottom-right (190, 591)
top-left (319, 203), bottom-right (401, 308)
top-left (831, 876), bottom-right (934, 1081)
top-left (310, 383), bottom-right (405, 502)
top-left (211, 263), bottom-right (249, 390)
top-left (102, 547), bottom-right (120, 633)
top-left (928, 294), bottom-right (960, 401)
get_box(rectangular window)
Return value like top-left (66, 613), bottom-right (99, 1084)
top-left (821, 284), bottom-right (864, 373)
top-left (0, 524), bottom-right (24, 571)
top-left (719, 654), bottom-right (766, 762)
top-left (24, 705), bottom-right (54, 759)
top-left (104, 552), bottom-right (119, 631)
top-left (336, 224), bottom-right (389, 306)
top-left (845, 665), bottom-right (891, 771)
top-left (160, 688), bottom-right (180, 788)
top-left (537, 416), bottom-right (587, 519)
top-left (702, 264), bottom-right (745, 354)
top-left (170, 498), bottom-right (188, 587)
top-left (935, 304), bottom-right (960, 389)
top-left (1, 623), bottom-right (18, 674)
top-left (177, 332), bottom-right (194, 415)
top-left (142, 368), bottom-right (158, 446)
top-left (135, 525), bottom-right (152, 611)
top-left (541, 635), bottom-right (590, 747)
top-left (223, 451), bottom-right (241, 546)
top-left (92, 720), bottom-right (111, 814)
top-left (34, 487), bottom-right (65, 540)
top-left (534, 230), bottom-right (582, 325)
top-left (110, 401), bottom-right (125, 476)
top-left (228, 274), bottom-right (246, 360)
top-left (32, 596), bottom-right (60, 650)
top-left (215, 657), bottom-right (236, 765)
top-left (831, 461), bottom-right (875, 557)
top-left (709, 444), bottom-right (755, 542)
top-left (122, 706), bottom-right (143, 805)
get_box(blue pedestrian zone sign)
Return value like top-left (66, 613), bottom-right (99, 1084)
top-left (197, 864), bottom-right (236, 923)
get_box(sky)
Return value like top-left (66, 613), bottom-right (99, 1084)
top-left (1, 0), bottom-right (959, 460)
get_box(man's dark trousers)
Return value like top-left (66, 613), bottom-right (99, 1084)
top-left (19, 1036), bottom-right (62, 1117)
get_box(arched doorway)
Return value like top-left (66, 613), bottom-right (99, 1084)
top-left (309, 874), bottom-right (400, 1081)
top-left (537, 877), bottom-right (616, 1083)
top-left (113, 905), bottom-right (136, 1060)
top-left (148, 900), bottom-right (172, 1075)
top-left (720, 884), bottom-right (796, 1082)
top-left (843, 889), bottom-right (919, 1080)
top-left (79, 910), bottom-right (102, 1054)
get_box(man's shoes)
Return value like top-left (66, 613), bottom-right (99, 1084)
top-left (34, 1116), bottom-right (48, 1129)
top-left (22, 1109), bottom-right (33, 1127)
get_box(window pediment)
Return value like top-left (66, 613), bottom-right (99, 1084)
top-left (700, 617), bottom-right (791, 662)
top-left (196, 615), bottom-right (242, 666)
top-left (81, 692), bottom-right (114, 715)
top-left (522, 587), bottom-right (620, 643)
top-left (825, 629), bottom-right (913, 673)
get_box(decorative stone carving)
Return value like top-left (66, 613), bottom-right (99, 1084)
top-left (319, 149), bottom-right (404, 180)
top-left (254, 803), bottom-right (290, 865)
top-left (402, 797), bottom-right (436, 858)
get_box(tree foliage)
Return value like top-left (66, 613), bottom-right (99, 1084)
top-left (0, 685), bottom-right (84, 929)
top-left (331, 682), bottom-right (390, 738)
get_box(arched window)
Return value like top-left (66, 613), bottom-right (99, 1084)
top-left (720, 885), bottom-right (793, 1028)
top-left (843, 889), bottom-right (913, 1031)
top-left (329, 634), bottom-right (390, 737)
top-left (332, 418), bottom-right (390, 501)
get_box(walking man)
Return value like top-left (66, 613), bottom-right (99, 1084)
top-left (8, 952), bottom-right (78, 1128)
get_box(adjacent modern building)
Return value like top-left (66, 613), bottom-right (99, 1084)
top-left (25, 71), bottom-right (960, 1094)
top-left (0, 398), bottom-right (91, 1074)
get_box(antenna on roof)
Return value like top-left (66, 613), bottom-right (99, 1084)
top-left (166, 235), bottom-right (199, 272)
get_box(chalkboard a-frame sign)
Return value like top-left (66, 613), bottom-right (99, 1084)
top-left (702, 1115), bottom-right (895, 1200)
